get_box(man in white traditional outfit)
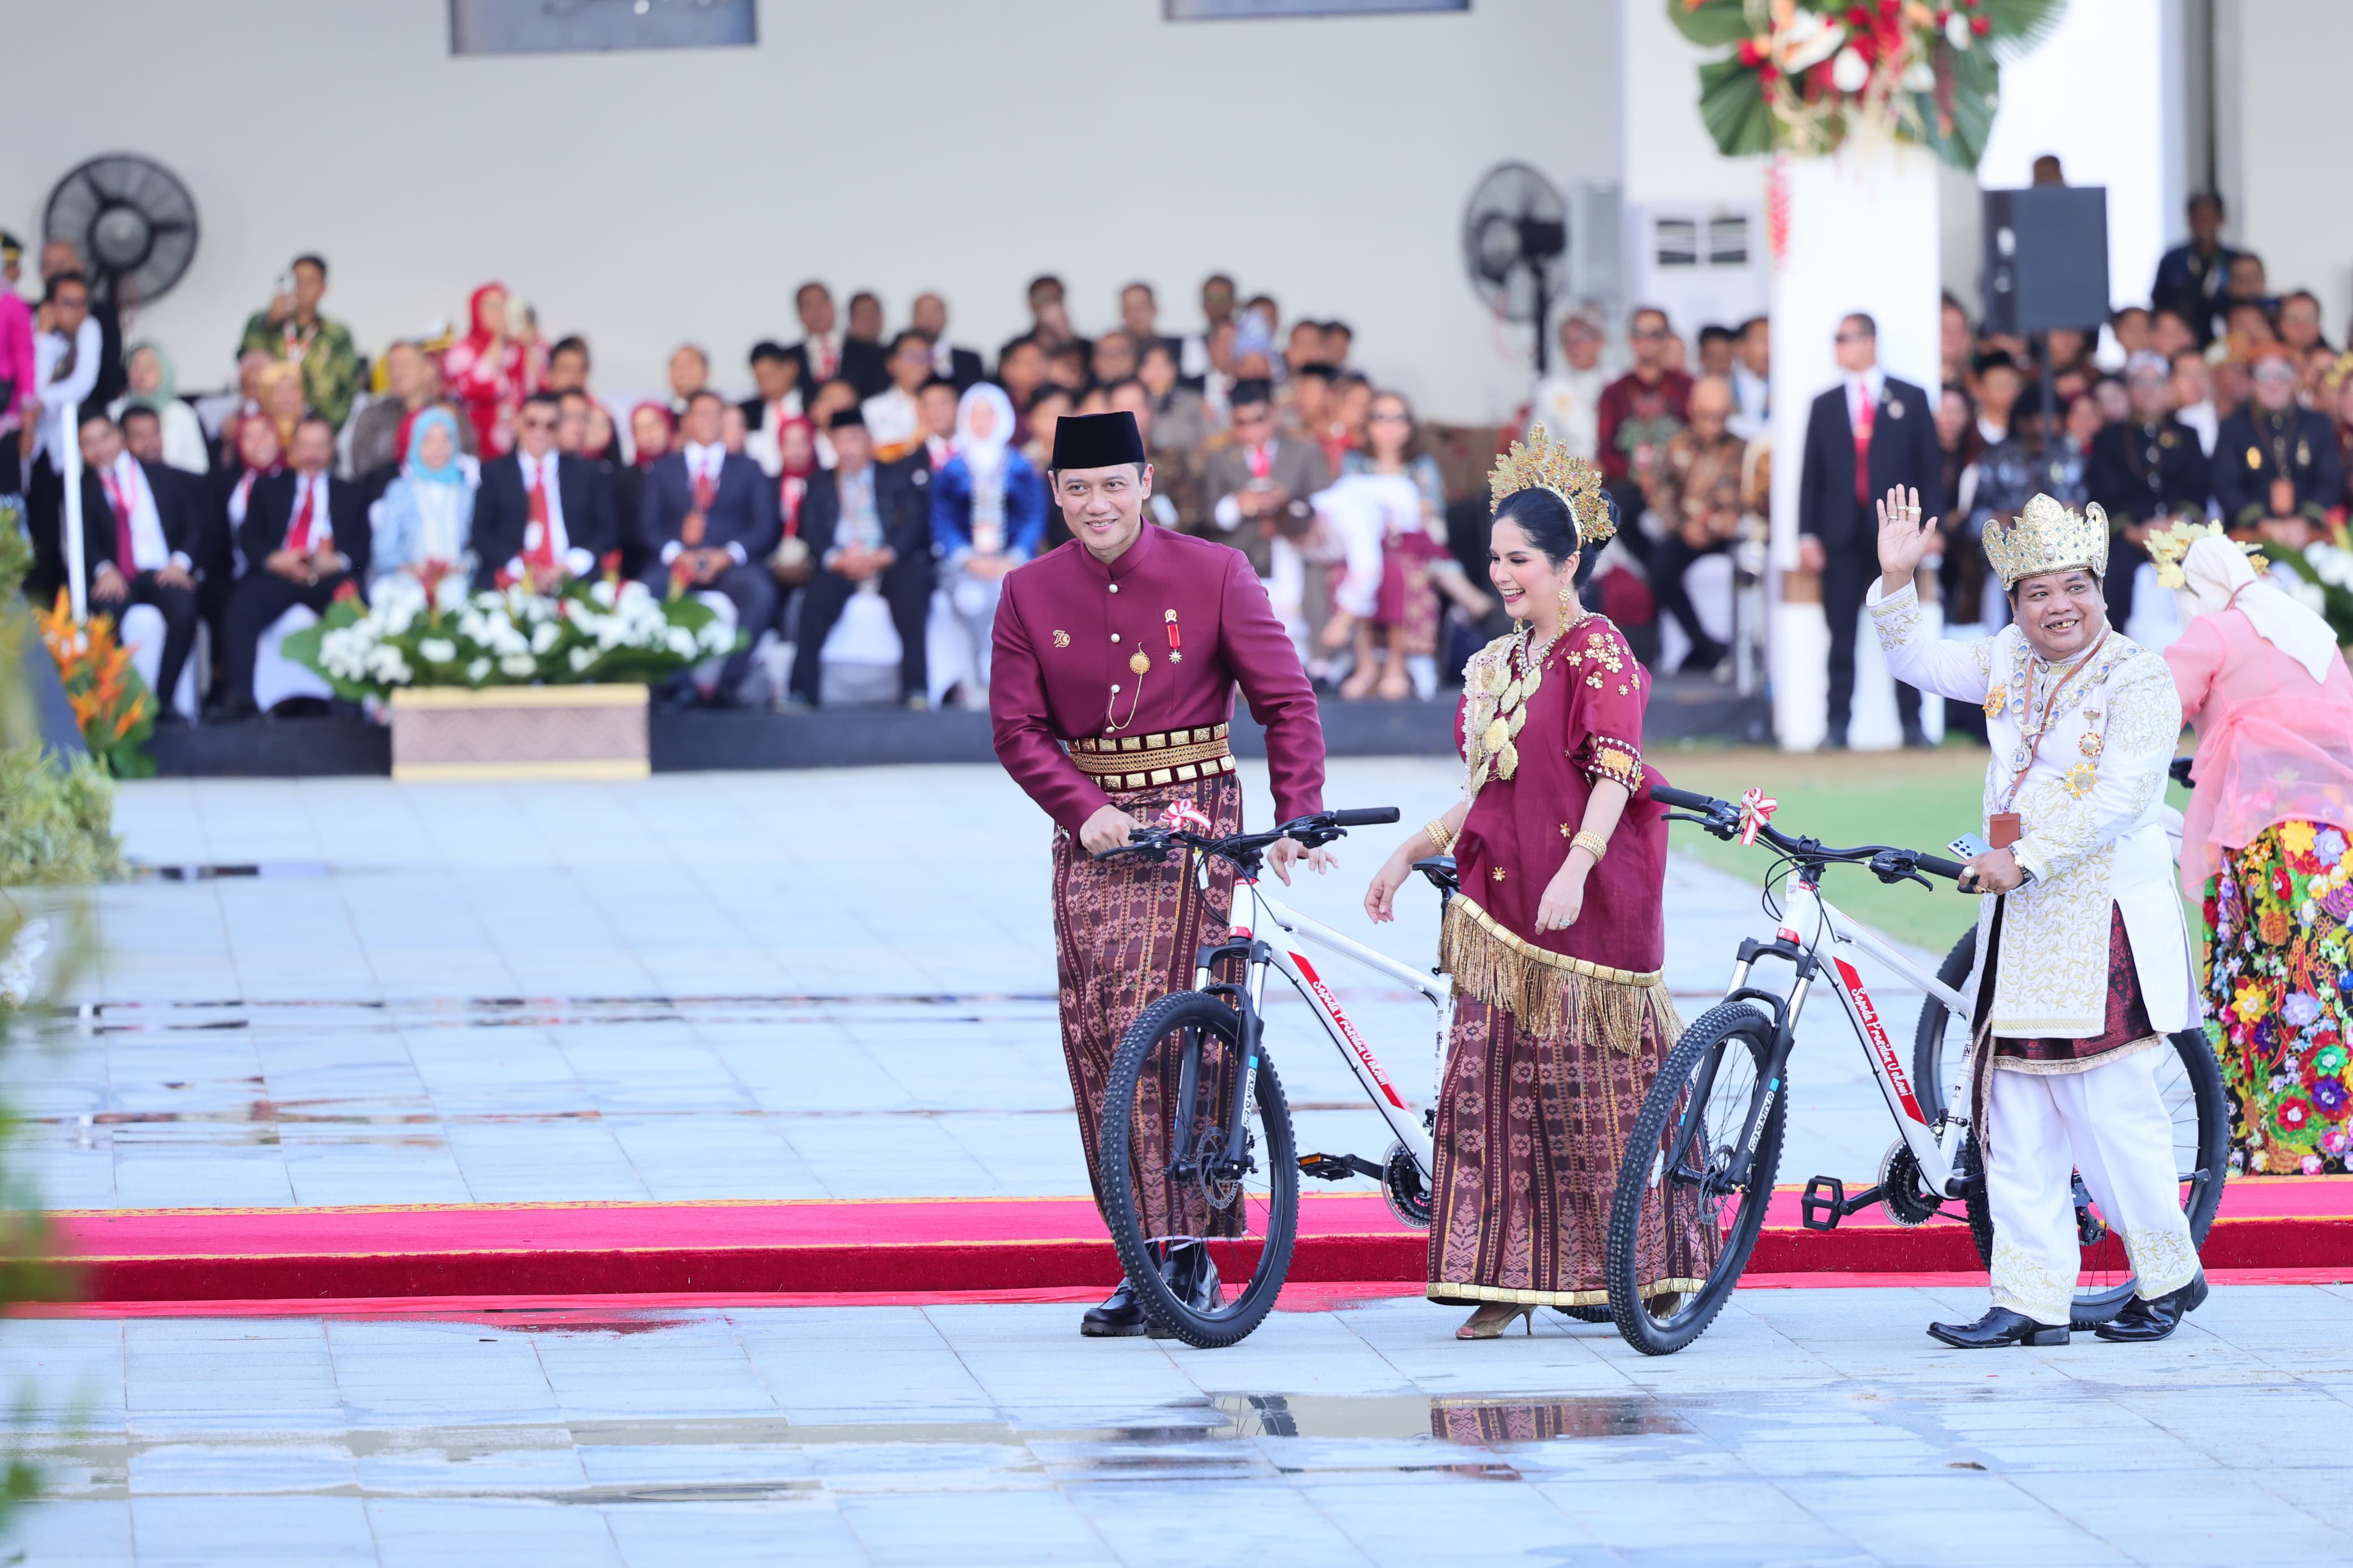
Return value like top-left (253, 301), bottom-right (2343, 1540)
top-left (1869, 485), bottom-right (2206, 1347)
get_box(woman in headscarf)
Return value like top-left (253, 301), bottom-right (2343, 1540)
top-left (107, 342), bottom-right (209, 474)
top-left (765, 416), bottom-right (821, 606)
top-left (928, 383), bottom-right (1046, 708)
top-left (610, 402), bottom-right (675, 582)
top-left (256, 360), bottom-right (308, 452)
top-left (441, 282), bottom-right (541, 457)
top-left (368, 407), bottom-right (477, 591)
top-left (2163, 526), bottom-right (2353, 1174)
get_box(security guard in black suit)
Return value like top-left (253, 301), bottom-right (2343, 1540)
top-left (2085, 352), bottom-right (2212, 627)
top-left (2214, 345), bottom-right (2342, 532)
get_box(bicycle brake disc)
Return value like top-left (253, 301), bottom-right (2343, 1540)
top-left (1877, 1141), bottom-right (1943, 1228)
top-left (1381, 1140), bottom-right (1432, 1228)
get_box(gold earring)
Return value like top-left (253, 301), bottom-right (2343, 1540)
top-left (1558, 581), bottom-right (1578, 623)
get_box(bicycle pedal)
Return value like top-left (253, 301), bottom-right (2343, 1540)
top-left (1297, 1152), bottom-right (1383, 1182)
top-left (1800, 1174), bottom-right (1846, 1232)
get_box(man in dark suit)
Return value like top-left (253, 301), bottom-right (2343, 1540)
top-left (2214, 343), bottom-right (2342, 540)
top-left (908, 293), bottom-right (985, 393)
top-left (219, 414), bottom-right (366, 714)
top-left (1118, 282), bottom-right (1186, 375)
top-left (2085, 352), bottom-right (2211, 628)
top-left (121, 404), bottom-right (226, 707)
top-left (738, 341), bottom-right (805, 477)
top-left (1797, 312), bottom-right (1941, 748)
top-left (1192, 379), bottom-right (1329, 581)
top-left (640, 390), bottom-right (779, 704)
top-left (786, 282), bottom-right (886, 403)
top-left (58, 412), bottom-right (201, 715)
top-left (787, 408), bottom-right (932, 710)
top-left (472, 392), bottom-right (618, 589)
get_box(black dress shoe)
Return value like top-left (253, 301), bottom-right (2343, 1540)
top-left (1678, 639), bottom-right (1729, 675)
top-left (2093, 1272), bottom-right (2208, 1342)
top-left (1079, 1277), bottom-right (1148, 1338)
top-left (1146, 1242), bottom-right (1223, 1337)
top-left (1927, 1306), bottom-right (2070, 1348)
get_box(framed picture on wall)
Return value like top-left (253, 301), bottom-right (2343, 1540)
top-left (1166, 0), bottom-right (1467, 16)
top-left (450, 0), bottom-right (756, 56)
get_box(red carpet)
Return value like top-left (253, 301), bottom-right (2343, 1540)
top-left (27, 1177), bottom-right (2353, 1313)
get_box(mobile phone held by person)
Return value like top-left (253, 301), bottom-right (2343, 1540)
top-left (1948, 832), bottom-right (1993, 860)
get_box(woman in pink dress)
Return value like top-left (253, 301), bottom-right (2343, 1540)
top-left (2164, 530), bottom-right (2353, 1174)
top-left (440, 282), bottom-right (541, 457)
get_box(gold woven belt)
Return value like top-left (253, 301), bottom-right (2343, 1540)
top-left (1067, 724), bottom-right (1234, 791)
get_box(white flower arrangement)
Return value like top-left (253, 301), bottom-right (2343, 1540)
top-left (285, 572), bottom-right (736, 701)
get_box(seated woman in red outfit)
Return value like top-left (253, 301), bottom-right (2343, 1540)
top-left (1363, 428), bottom-right (1702, 1339)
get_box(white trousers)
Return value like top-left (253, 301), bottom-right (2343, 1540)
top-left (1984, 1046), bottom-right (2200, 1326)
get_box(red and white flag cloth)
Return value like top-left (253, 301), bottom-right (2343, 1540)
top-left (1158, 799), bottom-right (1213, 833)
top-left (1737, 787), bottom-right (1778, 847)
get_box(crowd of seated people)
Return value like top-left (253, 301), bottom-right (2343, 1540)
top-left (5, 246), bottom-right (1515, 716)
top-left (8, 197), bottom-right (2346, 725)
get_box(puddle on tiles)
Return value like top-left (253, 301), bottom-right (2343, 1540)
top-left (30, 1396), bottom-right (1687, 1501)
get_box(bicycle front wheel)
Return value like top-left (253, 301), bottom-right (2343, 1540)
top-left (1098, 990), bottom-right (1298, 1349)
top-left (1605, 1002), bottom-right (1786, 1356)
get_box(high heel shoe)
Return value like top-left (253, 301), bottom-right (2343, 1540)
top-left (1456, 1302), bottom-right (1537, 1340)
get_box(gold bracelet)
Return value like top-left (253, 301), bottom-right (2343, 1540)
top-left (1425, 818), bottom-right (1455, 854)
top-left (1570, 828), bottom-right (1610, 863)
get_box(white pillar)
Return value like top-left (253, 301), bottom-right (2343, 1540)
top-left (1767, 131), bottom-right (1943, 752)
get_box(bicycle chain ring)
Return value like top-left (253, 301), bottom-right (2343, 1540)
top-left (1381, 1140), bottom-right (1432, 1228)
top-left (1877, 1140), bottom-right (1943, 1228)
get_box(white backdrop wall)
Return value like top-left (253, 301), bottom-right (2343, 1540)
top-left (2223, 0), bottom-right (2353, 329)
top-left (0, 0), bottom-right (1617, 421)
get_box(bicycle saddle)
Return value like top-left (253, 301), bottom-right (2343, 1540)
top-left (1412, 855), bottom-right (1458, 893)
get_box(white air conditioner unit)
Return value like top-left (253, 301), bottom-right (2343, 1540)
top-left (1623, 202), bottom-right (1768, 342)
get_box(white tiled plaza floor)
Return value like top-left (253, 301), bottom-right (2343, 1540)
top-left (8, 1288), bottom-right (2353, 1567)
top-left (10, 761), bottom-right (1948, 1212)
top-left (9, 764), bottom-right (2327, 1566)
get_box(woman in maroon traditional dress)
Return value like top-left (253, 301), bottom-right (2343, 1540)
top-left (1364, 429), bottom-right (1696, 1338)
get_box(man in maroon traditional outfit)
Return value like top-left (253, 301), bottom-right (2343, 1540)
top-left (990, 409), bottom-right (1330, 1337)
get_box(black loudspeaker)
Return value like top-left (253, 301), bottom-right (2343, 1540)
top-left (1981, 187), bottom-right (2110, 336)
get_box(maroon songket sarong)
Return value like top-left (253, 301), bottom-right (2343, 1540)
top-left (1427, 614), bottom-right (1711, 1306)
top-left (1050, 771), bottom-right (1245, 1239)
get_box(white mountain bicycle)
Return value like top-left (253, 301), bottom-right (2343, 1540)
top-left (1604, 783), bottom-right (2227, 1356)
top-left (1091, 805), bottom-right (1461, 1347)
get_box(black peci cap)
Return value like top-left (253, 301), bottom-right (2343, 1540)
top-left (828, 407), bottom-right (867, 431)
top-left (1049, 411), bottom-right (1147, 471)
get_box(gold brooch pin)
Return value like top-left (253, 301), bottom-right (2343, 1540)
top-left (1981, 689), bottom-right (2005, 719)
top-left (2079, 731), bottom-right (2104, 758)
top-left (1128, 649), bottom-right (1151, 676)
top-left (2064, 761), bottom-right (2099, 798)
top-left (1052, 629), bottom-right (1070, 648)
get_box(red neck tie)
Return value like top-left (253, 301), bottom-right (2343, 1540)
top-left (288, 477), bottom-right (317, 553)
top-left (524, 460), bottom-right (557, 572)
top-left (692, 462), bottom-right (717, 514)
top-left (103, 469), bottom-right (136, 574)
top-left (1851, 385), bottom-right (1876, 506)
top-left (1247, 444), bottom-right (1271, 481)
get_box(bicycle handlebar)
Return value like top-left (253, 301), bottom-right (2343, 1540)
top-left (1649, 784), bottom-right (1965, 887)
top-left (1092, 806), bottom-right (1400, 866)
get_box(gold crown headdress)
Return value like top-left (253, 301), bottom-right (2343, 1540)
top-left (1489, 425), bottom-right (1614, 547)
top-left (1982, 493), bottom-right (2109, 590)
top-left (2144, 516), bottom-right (2265, 589)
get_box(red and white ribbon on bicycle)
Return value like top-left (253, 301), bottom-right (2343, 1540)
top-left (1158, 798), bottom-right (1213, 832)
top-left (1736, 787), bottom-right (1778, 847)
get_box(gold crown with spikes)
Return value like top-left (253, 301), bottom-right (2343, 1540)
top-left (1489, 425), bottom-right (1614, 547)
top-left (2143, 516), bottom-right (2265, 590)
top-left (1982, 493), bottom-right (2110, 590)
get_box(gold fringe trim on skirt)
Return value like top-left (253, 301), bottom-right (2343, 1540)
top-left (1427, 1279), bottom-right (1708, 1308)
top-left (1438, 893), bottom-right (1680, 1051)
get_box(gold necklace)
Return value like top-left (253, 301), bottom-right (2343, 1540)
top-left (1475, 616), bottom-right (1572, 781)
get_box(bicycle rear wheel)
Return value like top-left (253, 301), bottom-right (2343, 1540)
top-left (1098, 990), bottom-right (1298, 1349)
top-left (1605, 1003), bottom-right (1786, 1355)
top-left (1913, 926), bottom-right (2230, 1329)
